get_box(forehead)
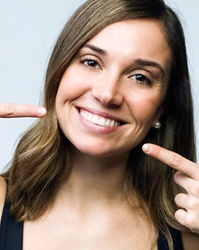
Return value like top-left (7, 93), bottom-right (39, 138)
top-left (86, 19), bottom-right (172, 69)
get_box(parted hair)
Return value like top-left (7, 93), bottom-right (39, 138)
top-left (3, 0), bottom-right (196, 249)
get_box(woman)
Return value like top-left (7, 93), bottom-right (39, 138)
top-left (0, 0), bottom-right (199, 249)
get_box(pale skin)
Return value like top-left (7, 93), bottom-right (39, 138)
top-left (0, 103), bottom-right (46, 118)
top-left (0, 19), bottom-right (199, 249)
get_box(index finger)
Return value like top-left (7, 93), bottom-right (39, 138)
top-left (0, 103), bottom-right (47, 118)
top-left (142, 143), bottom-right (199, 180)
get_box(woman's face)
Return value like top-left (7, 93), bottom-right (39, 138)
top-left (55, 19), bottom-right (172, 157)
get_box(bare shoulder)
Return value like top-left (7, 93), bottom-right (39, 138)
top-left (0, 176), bottom-right (6, 219)
top-left (182, 231), bottom-right (199, 250)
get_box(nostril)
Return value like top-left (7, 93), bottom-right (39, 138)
top-left (92, 89), bottom-right (123, 107)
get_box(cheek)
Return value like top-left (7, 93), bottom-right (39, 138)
top-left (56, 69), bottom-right (91, 104)
top-left (127, 93), bottom-right (163, 123)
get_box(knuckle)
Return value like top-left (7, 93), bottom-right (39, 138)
top-left (187, 198), bottom-right (199, 210)
top-left (189, 183), bottom-right (199, 196)
top-left (184, 215), bottom-right (198, 231)
top-left (4, 104), bottom-right (15, 116)
top-left (170, 153), bottom-right (183, 168)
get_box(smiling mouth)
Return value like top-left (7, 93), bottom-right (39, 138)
top-left (80, 109), bottom-right (122, 127)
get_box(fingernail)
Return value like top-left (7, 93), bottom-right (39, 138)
top-left (38, 107), bottom-right (47, 116)
top-left (142, 144), bottom-right (150, 153)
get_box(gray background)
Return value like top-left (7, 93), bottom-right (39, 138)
top-left (0, 0), bottom-right (199, 172)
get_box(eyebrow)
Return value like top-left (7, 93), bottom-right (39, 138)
top-left (135, 58), bottom-right (165, 78)
top-left (82, 44), bottom-right (108, 56)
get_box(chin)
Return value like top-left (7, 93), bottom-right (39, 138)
top-left (69, 140), bottom-right (131, 159)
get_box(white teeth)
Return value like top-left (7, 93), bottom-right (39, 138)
top-left (110, 120), bottom-right (115, 127)
top-left (80, 110), bottom-right (120, 127)
top-left (98, 118), bottom-right (105, 126)
top-left (92, 116), bottom-right (98, 124)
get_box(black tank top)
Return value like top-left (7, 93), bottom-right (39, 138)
top-left (0, 200), bottom-right (183, 250)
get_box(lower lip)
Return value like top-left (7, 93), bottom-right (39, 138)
top-left (77, 108), bottom-right (122, 134)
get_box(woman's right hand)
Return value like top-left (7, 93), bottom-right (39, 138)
top-left (0, 103), bottom-right (47, 118)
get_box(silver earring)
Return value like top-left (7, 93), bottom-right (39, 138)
top-left (154, 121), bottom-right (161, 129)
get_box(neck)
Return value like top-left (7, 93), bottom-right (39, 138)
top-left (58, 147), bottom-right (130, 208)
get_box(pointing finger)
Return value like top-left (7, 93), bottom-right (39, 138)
top-left (142, 143), bottom-right (199, 180)
top-left (0, 103), bottom-right (47, 118)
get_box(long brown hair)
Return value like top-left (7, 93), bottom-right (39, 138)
top-left (3, 0), bottom-right (196, 248)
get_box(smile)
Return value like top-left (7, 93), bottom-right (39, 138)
top-left (80, 109), bottom-right (121, 127)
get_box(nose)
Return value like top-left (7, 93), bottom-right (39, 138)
top-left (91, 74), bottom-right (123, 107)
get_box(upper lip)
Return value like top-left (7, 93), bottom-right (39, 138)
top-left (77, 107), bottom-right (127, 124)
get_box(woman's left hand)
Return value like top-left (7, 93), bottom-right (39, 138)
top-left (142, 143), bottom-right (199, 234)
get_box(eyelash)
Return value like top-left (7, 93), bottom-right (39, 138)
top-left (80, 58), bottom-right (100, 69)
top-left (130, 74), bottom-right (152, 86)
top-left (80, 58), bottom-right (153, 86)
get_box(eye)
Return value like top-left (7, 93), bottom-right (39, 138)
top-left (80, 58), bottom-right (100, 69)
top-left (131, 73), bottom-right (152, 86)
